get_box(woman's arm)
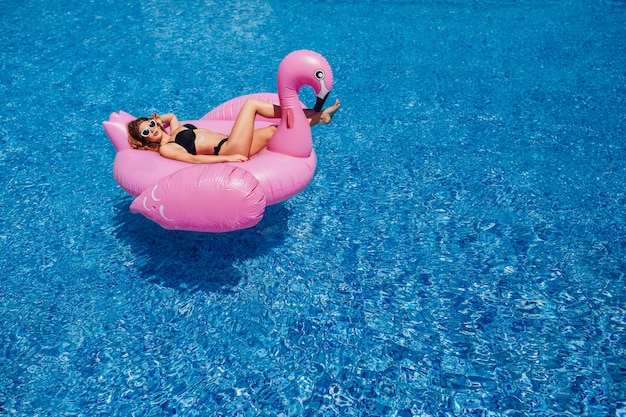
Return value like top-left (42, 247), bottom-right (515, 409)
top-left (152, 113), bottom-right (181, 131)
top-left (159, 144), bottom-right (248, 163)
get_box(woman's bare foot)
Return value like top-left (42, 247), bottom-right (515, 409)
top-left (320, 99), bottom-right (340, 124)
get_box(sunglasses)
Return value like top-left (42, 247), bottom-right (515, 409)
top-left (140, 119), bottom-right (158, 138)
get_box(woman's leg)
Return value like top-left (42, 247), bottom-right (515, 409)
top-left (304, 99), bottom-right (340, 127)
top-left (249, 126), bottom-right (276, 155)
top-left (220, 99), bottom-right (279, 156)
top-left (220, 98), bottom-right (340, 156)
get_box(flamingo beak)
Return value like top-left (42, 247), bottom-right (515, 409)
top-left (314, 92), bottom-right (329, 112)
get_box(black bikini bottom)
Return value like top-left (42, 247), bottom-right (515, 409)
top-left (214, 138), bottom-right (228, 155)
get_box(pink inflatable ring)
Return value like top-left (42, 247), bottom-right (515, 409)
top-left (103, 50), bottom-right (333, 232)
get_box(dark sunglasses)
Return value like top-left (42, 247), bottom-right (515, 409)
top-left (140, 119), bottom-right (158, 138)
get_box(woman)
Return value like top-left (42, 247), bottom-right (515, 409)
top-left (128, 98), bottom-right (340, 163)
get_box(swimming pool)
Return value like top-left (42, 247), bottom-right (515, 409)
top-left (1, 0), bottom-right (625, 415)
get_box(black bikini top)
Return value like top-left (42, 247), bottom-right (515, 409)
top-left (174, 124), bottom-right (198, 155)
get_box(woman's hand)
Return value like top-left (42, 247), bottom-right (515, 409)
top-left (153, 113), bottom-right (178, 129)
top-left (225, 154), bottom-right (249, 162)
top-left (151, 113), bottom-right (164, 128)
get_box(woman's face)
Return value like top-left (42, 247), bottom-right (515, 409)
top-left (139, 119), bottom-right (162, 143)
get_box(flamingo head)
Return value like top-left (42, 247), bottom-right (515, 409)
top-left (277, 50), bottom-right (334, 112)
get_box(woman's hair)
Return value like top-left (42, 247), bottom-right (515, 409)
top-left (127, 118), bottom-right (161, 151)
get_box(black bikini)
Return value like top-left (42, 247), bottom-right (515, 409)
top-left (174, 124), bottom-right (198, 155)
top-left (213, 138), bottom-right (228, 156)
top-left (173, 124), bottom-right (228, 155)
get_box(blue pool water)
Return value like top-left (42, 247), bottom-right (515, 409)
top-left (1, 0), bottom-right (625, 415)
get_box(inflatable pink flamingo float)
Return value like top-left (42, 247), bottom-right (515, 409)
top-left (103, 50), bottom-right (333, 232)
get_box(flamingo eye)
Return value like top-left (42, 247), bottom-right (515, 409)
top-left (315, 70), bottom-right (325, 80)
